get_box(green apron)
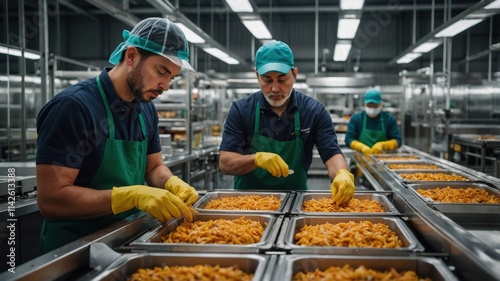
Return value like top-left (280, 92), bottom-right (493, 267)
top-left (234, 102), bottom-right (307, 190)
top-left (39, 77), bottom-right (148, 254)
top-left (358, 112), bottom-right (386, 147)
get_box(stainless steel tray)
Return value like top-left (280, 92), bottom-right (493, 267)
top-left (393, 170), bottom-right (477, 183)
top-left (384, 161), bottom-right (447, 171)
top-left (291, 192), bottom-right (399, 215)
top-left (88, 253), bottom-right (272, 281)
top-left (193, 191), bottom-right (292, 214)
top-left (276, 216), bottom-right (424, 255)
top-left (129, 213), bottom-right (281, 253)
top-left (274, 255), bottom-right (459, 281)
top-left (371, 154), bottom-right (423, 163)
top-left (408, 182), bottom-right (500, 214)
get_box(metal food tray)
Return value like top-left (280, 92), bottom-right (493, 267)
top-left (129, 213), bottom-right (281, 253)
top-left (453, 134), bottom-right (500, 146)
top-left (393, 170), bottom-right (478, 183)
top-left (276, 216), bottom-right (423, 255)
top-left (408, 182), bottom-right (500, 214)
top-left (291, 192), bottom-right (399, 216)
top-left (274, 255), bottom-right (459, 281)
top-left (88, 253), bottom-right (272, 281)
top-left (193, 191), bottom-right (292, 214)
top-left (371, 153), bottom-right (423, 163)
top-left (384, 161), bottom-right (447, 172)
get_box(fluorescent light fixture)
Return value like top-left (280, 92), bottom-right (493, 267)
top-left (413, 41), bottom-right (441, 53)
top-left (241, 19), bottom-right (272, 39)
top-left (175, 23), bottom-right (205, 44)
top-left (225, 0), bottom-right (253, 12)
top-left (203, 47), bottom-right (240, 65)
top-left (340, 0), bottom-right (365, 10)
top-left (484, 0), bottom-right (500, 9)
top-left (0, 46), bottom-right (41, 60)
top-left (396, 53), bottom-right (422, 64)
top-left (337, 19), bottom-right (361, 39)
top-left (333, 43), bottom-right (352, 61)
top-left (435, 19), bottom-right (483, 37)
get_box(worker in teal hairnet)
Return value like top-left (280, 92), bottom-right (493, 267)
top-left (345, 88), bottom-right (402, 155)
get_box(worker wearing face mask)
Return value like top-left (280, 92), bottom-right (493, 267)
top-left (345, 88), bottom-right (402, 155)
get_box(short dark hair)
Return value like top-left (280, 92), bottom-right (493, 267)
top-left (118, 47), bottom-right (156, 63)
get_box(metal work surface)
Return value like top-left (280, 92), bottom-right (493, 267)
top-left (2, 146), bottom-right (500, 280)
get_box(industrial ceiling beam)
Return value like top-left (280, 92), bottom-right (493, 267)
top-left (85, 0), bottom-right (140, 27)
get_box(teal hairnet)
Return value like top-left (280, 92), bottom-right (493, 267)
top-left (109, 17), bottom-right (195, 73)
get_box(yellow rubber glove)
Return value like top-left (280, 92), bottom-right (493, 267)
top-left (111, 185), bottom-right (193, 223)
top-left (330, 169), bottom-right (355, 206)
top-left (164, 176), bottom-right (199, 206)
top-left (350, 140), bottom-right (372, 155)
top-left (371, 139), bottom-right (399, 154)
top-left (254, 152), bottom-right (289, 177)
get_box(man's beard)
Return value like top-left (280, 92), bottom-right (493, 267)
top-left (264, 88), bottom-right (292, 108)
top-left (127, 62), bottom-right (162, 103)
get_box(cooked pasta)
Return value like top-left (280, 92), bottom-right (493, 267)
top-left (302, 198), bottom-right (385, 213)
top-left (387, 164), bottom-right (441, 170)
top-left (417, 186), bottom-right (500, 203)
top-left (204, 195), bottom-right (281, 210)
top-left (294, 220), bottom-right (403, 248)
top-left (376, 156), bottom-right (419, 161)
top-left (292, 265), bottom-right (431, 281)
top-left (400, 172), bottom-right (469, 181)
top-left (128, 265), bottom-right (253, 281)
top-left (161, 217), bottom-right (265, 244)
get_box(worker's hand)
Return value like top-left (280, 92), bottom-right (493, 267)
top-left (164, 176), bottom-right (199, 206)
top-left (111, 185), bottom-right (193, 223)
top-left (371, 139), bottom-right (399, 154)
top-left (350, 140), bottom-right (372, 155)
top-left (330, 169), bottom-right (355, 206)
top-left (254, 152), bottom-right (289, 177)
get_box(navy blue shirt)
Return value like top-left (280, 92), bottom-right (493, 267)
top-left (36, 67), bottom-right (161, 187)
top-left (220, 89), bottom-right (343, 171)
top-left (344, 111), bottom-right (402, 147)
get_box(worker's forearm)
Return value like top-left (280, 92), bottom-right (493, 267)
top-left (324, 154), bottom-right (349, 181)
top-left (219, 151), bottom-right (257, 176)
top-left (38, 186), bottom-right (112, 219)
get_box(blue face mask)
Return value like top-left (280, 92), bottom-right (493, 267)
top-left (365, 106), bottom-right (381, 118)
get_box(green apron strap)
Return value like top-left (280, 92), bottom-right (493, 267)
top-left (96, 77), bottom-right (115, 139)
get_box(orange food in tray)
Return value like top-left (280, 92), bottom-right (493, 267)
top-left (205, 195), bottom-right (281, 210)
top-left (292, 265), bottom-right (431, 281)
top-left (417, 186), bottom-right (500, 203)
top-left (400, 172), bottom-right (469, 181)
top-left (128, 265), bottom-right (253, 281)
top-left (302, 198), bottom-right (385, 213)
top-left (387, 164), bottom-right (441, 170)
top-left (294, 220), bottom-right (403, 248)
top-left (161, 217), bottom-right (265, 244)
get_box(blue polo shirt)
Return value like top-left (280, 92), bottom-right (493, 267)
top-left (220, 89), bottom-right (343, 171)
top-left (344, 111), bottom-right (402, 147)
top-left (36, 67), bottom-right (161, 187)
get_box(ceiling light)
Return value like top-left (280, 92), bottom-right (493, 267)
top-left (175, 23), bottom-right (206, 44)
top-left (340, 0), bottom-right (365, 10)
top-left (413, 41), bottom-right (441, 53)
top-left (241, 19), bottom-right (272, 39)
top-left (396, 53), bottom-right (422, 64)
top-left (333, 43), bottom-right (352, 61)
top-left (337, 19), bottom-right (361, 39)
top-left (203, 47), bottom-right (240, 65)
top-left (0, 46), bottom-right (41, 60)
top-left (225, 0), bottom-right (253, 13)
top-left (435, 19), bottom-right (484, 37)
top-left (484, 0), bottom-right (500, 9)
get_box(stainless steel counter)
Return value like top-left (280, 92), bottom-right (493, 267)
top-left (2, 146), bottom-right (500, 280)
